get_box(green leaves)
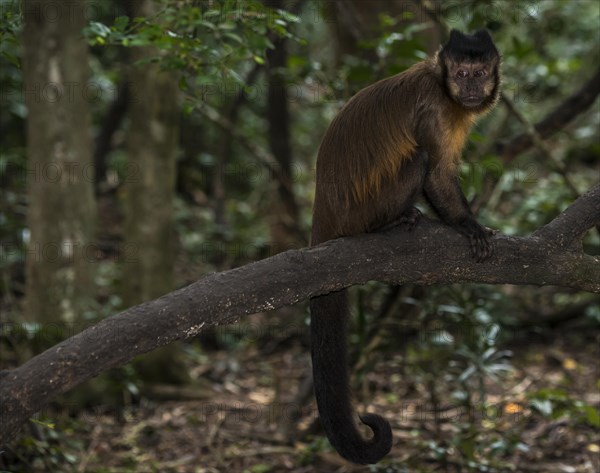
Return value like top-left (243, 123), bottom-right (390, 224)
top-left (84, 21), bottom-right (112, 45)
top-left (82, 1), bottom-right (297, 80)
top-left (0, 0), bottom-right (21, 68)
top-left (529, 388), bottom-right (600, 427)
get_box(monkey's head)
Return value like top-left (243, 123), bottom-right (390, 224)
top-left (439, 29), bottom-right (501, 111)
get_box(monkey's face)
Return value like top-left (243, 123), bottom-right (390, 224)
top-left (439, 29), bottom-right (501, 111)
top-left (445, 60), bottom-right (499, 109)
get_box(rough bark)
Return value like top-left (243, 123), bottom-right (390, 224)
top-left (22, 0), bottom-right (96, 325)
top-left (1, 184), bottom-right (598, 444)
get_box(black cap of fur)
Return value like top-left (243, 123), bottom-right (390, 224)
top-left (441, 29), bottom-right (499, 63)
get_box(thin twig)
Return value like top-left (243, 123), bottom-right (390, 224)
top-left (501, 93), bottom-right (579, 197)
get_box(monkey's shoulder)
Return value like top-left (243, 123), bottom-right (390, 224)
top-left (341, 63), bottom-right (447, 117)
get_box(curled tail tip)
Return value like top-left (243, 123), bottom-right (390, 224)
top-left (335, 414), bottom-right (393, 465)
top-left (360, 413), bottom-right (393, 443)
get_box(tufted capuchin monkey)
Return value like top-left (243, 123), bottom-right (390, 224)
top-left (310, 29), bottom-right (501, 464)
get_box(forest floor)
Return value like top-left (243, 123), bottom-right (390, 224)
top-left (38, 312), bottom-right (599, 473)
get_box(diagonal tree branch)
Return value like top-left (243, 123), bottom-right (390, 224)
top-left (1, 185), bottom-right (598, 444)
top-left (472, 66), bottom-right (600, 214)
top-left (496, 66), bottom-right (600, 162)
top-left (532, 184), bottom-right (600, 247)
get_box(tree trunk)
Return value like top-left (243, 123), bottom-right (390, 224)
top-left (22, 0), bottom-right (96, 329)
top-left (265, 0), bottom-right (301, 247)
top-left (122, 0), bottom-right (178, 307)
top-left (122, 0), bottom-right (186, 384)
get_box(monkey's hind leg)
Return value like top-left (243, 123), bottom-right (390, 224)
top-left (374, 149), bottom-right (429, 234)
top-left (379, 206), bottom-right (422, 232)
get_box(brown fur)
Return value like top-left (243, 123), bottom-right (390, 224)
top-left (312, 55), bottom-right (498, 244)
top-left (310, 30), bottom-right (501, 465)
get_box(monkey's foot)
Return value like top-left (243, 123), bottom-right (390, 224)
top-left (380, 207), bottom-right (422, 232)
top-left (396, 207), bottom-right (422, 231)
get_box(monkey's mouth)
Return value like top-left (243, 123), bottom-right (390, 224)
top-left (461, 96), bottom-right (484, 107)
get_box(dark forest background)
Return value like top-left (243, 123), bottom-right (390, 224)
top-left (0, 0), bottom-right (598, 472)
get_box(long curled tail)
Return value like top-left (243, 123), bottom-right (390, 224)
top-left (310, 290), bottom-right (392, 464)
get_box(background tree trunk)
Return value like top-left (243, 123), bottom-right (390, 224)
top-left (123, 0), bottom-right (178, 306)
top-left (265, 0), bottom-right (301, 247)
top-left (23, 0), bottom-right (96, 330)
top-left (122, 0), bottom-right (186, 383)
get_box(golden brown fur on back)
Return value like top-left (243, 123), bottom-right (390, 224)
top-left (311, 58), bottom-right (491, 243)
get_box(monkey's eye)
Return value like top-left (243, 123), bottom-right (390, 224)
top-left (473, 70), bottom-right (486, 78)
top-left (456, 70), bottom-right (469, 78)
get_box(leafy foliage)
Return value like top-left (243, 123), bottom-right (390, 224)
top-left (83, 0), bottom-right (300, 82)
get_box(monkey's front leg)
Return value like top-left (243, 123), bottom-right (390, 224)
top-left (424, 168), bottom-right (493, 261)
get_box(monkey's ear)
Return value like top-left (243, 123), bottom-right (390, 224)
top-left (447, 29), bottom-right (465, 44)
top-left (443, 29), bottom-right (467, 54)
top-left (474, 29), bottom-right (494, 43)
top-left (442, 28), bottom-right (499, 63)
